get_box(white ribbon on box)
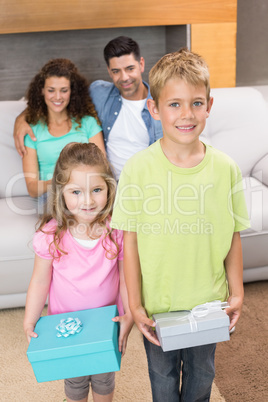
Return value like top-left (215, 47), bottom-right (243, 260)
top-left (155, 300), bottom-right (229, 333)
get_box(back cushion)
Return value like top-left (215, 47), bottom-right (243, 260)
top-left (201, 87), bottom-right (268, 176)
top-left (0, 100), bottom-right (28, 198)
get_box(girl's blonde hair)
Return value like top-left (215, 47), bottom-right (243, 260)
top-left (149, 48), bottom-right (211, 107)
top-left (38, 142), bottom-right (118, 259)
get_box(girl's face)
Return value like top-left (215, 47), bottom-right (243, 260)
top-left (42, 76), bottom-right (71, 116)
top-left (63, 165), bottom-right (108, 226)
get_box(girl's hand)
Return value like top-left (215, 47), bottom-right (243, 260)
top-left (112, 313), bottom-right (134, 356)
top-left (24, 324), bottom-right (38, 345)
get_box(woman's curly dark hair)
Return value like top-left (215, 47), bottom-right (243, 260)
top-left (25, 58), bottom-right (100, 126)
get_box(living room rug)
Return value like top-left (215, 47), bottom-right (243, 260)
top-left (0, 306), bottom-right (224, 401)
top-left (1, 282), bottom-right (266, 401)
top-left (215, 281), bottom-right (268, 402)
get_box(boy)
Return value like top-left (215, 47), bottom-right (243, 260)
top-left (111, 49), bottom-right (250, 401)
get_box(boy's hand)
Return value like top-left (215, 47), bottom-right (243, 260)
top-left (132, 306), bottom-right (160, 346)
top-left (24, 324), bottom-right (38, 344)
top-left (112, 313), bottom-right (134, 356)
top-left (13, 115), bottom-right (36, 157)
top-left (225, 295), bottom-right (243, 330)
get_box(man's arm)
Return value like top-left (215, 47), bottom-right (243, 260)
top-left (123, 230), bottom-right (160, 345)
top-left (13, 109), bottom-right (36, 157)
top-left (224, 231), bottom-right (244, 330)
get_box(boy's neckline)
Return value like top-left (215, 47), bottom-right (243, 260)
top-left (160, 138), bottom-right (206, 169)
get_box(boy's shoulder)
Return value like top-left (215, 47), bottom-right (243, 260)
top-left (123, 140), bottom-right (161, 171)
top-left (206, 144), bottom-right (239, 170)
top-left (119, 142), bottom-right (241, 188)
top-left (123, 142), bottom-right (239, 171)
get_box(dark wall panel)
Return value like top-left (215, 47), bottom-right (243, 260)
top-left (236, 0), bottom-right (268, 86)
top-left (0, 26), bottom-right (187, 100)
top-left (1, 0), bottom-right (267, 96)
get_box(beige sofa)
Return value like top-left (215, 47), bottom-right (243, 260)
top-left (0, 99), bottom-right (38, 309)
top-left (201, 86), bottom-right (268, 283)
top-left (0, 87), bottom-right (268, 309)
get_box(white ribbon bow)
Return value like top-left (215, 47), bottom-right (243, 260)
top-left (56, 317), bottom-right (83, 338)
top-left (155, 300), bottom-right (229, 333)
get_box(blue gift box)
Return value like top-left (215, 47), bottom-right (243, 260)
top-left (27, 305), bottom-right (121, 383)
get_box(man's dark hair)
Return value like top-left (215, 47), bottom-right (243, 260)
top-left (104, 36), bottom-right (141, 66)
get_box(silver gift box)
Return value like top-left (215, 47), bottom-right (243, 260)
top-left (153, 304), bottom-right (230, 352)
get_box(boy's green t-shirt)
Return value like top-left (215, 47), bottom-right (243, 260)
top-left (111, 140), bottom-right (250, 318)
top-left (24, 116), bottom-right (102, 180)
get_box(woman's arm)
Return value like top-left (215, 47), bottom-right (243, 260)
top-left (89, 131), bottom-right (106, 156)
top-left (23, 255), bottom-right (53, 343)
top-left (224, 231), bottom-right (244, 330)
top-left (22, 147), bottom-right (51, 198)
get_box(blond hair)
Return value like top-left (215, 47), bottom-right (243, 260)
top-left (149, 48), bottom-right (210, 106)
top-left (38, 142), bottom-right (118, 259)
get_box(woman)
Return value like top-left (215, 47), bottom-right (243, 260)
top-left (23, 58), bottom-right (105, 206)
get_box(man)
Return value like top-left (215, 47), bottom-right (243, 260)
top-left (13, 36), bottom-right (163, 180)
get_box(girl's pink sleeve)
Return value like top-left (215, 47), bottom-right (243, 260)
top-left (32, 221), bottom-right (56, 259)
top-left (32, 230), bottom-right (54, 259)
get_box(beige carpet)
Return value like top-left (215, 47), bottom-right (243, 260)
top-left (215, 281), bottom-right (268, 402)
top-left (0, 306), bottom-right (225, 401)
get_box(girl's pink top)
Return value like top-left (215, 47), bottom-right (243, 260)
top-left (33, 219), bottom-right (124, 316)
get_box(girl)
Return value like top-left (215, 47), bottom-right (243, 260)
top-left (22, 58), bottom-right (105, 205)
top-left (23, 142), bottom-right (133, 402)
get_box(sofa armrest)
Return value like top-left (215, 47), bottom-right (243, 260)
top-left (0, 99), bottom-right (28, 198)
top-left (251, 154), bottom-right (268, 186)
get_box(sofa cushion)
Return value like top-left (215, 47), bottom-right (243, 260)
top-left (0, 100), bottom-right (28, 198)
top-left (242, 177), bottom-right (268, 232)
top-left (0, 196), bottom-right (37, 259)
top-left (0, 197), bottom-right (37, 295)
top-left (202, 87), bottom-right (268, 177)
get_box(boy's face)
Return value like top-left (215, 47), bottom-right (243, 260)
top-left (148, 78), bottom-right (213, 148)
top-left (107, 53), bottom-right (145, 100)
